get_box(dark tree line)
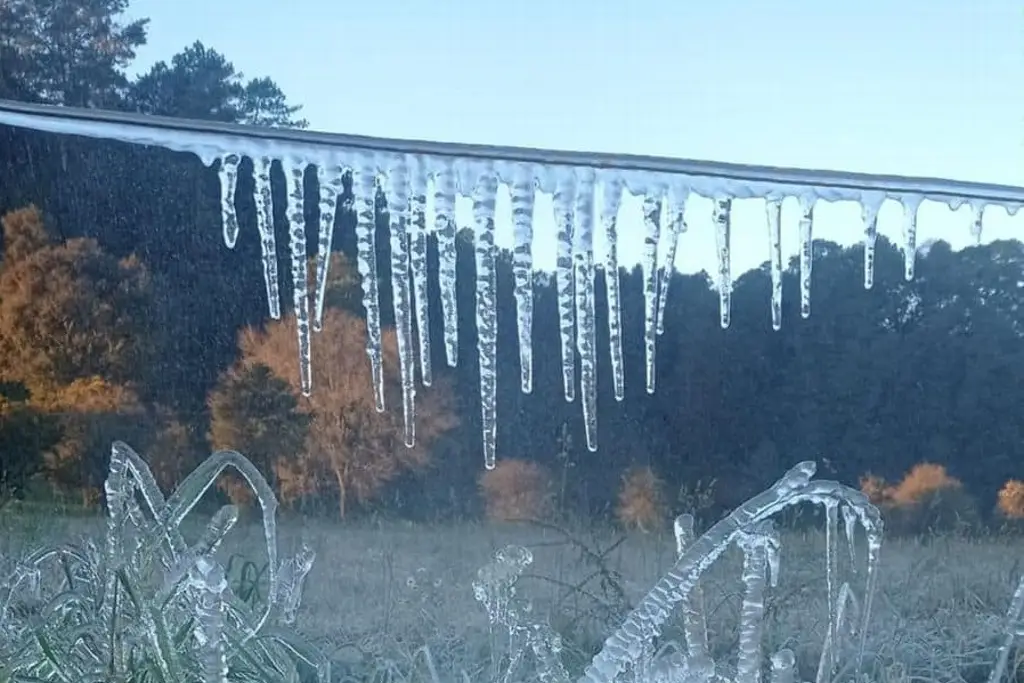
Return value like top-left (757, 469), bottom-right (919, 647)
top-left (1, 0), bottom-right (1022, 524)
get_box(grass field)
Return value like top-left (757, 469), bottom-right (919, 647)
top-left (2, 507), bottom-right (1023, 683)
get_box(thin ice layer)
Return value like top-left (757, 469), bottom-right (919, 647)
top-left (386, 156), bottom-right (417, 447)
top-left (284, 160), bottom-right (312, 396)
top-left (600, 176), bottom-right (625, 402)
top-left (901, 195), bottom-right (923, 281)
top-left (218, 153), bottom-right (241, 249)
top-left (510, 165), bottom-right (536, 394)
top-left (574, 169), bottom-right (598, 452)
top-left (553, 170), bottom-right (578, 403)
top-left (641, 191), bottom-right (662, 393)
top-left (433, 159), bottom-right (459, 368)
top-left (313, 161), bottom-right (346, 332)
top-left (408, 157), bottom-right (432, 386)
top-left (354, 159), bottom-right (386, 412)
top-left (765, 199), bottom-right (783, 331)
top-left (472, 167), bottom-right (500, 469)
top-left (655, 186), bottom-right (687, 336)
top-left (253, 157), bottom-right (281, 319)
top-left (798, 196), bottom-right (815, 319)
top-left (861, 194), bottom-right (883, 290)
top-left (712, 197), bottom-right (732, 329)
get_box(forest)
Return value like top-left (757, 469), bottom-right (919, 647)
top-left (1, 0), bottom-right (1023, 530)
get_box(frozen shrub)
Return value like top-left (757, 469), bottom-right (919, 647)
top-left (616, 465), bottom-right (668, 532)
top-left (479, 458), bottom-right (554, 522)
top-left (997, 479), bottom-right (1024, 520)
top-left (0, 440), bottom-right (327, 683)
top-left (863, 463), bottom-right (978, 535)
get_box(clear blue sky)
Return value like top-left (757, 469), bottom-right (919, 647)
top-left (125, 0), bottom-right (1023, 277)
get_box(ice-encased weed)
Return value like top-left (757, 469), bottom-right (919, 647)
top-left (474, 461), bottom-right (885, 683)
top-left (0, 440), bottom-right (326, 683)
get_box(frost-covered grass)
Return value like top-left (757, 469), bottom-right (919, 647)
top-left (4, 501), bottom-right (1024, 682)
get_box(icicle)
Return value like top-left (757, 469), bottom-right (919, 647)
top-left (553, 169), bottom-right (578, 403)
top-left (823, 499), bottom-right (839, 678)
top-left (574, 168), bottom-right (598, 452)
top-left (510, 165), bottom-right (536, 394)
top-left (253, 156), bottom-right (282, 319)
top-left (765, 199), bottom-right (783, 331)
top-left (861, 194), bottom-right (883, 290)
top-left (217, 153), bottom-right (240, 249)
top-left (655, 185), bottom-right (687, 336)
top-left (901, 195), bottom-right (923, 281)
top-left (798, 195), bottom-right (815, 319)
top-left (284, 160), bottom-right (312, 396)
top-left (601, 175), bottom-right (626, 402)
top-left (472, 167), bottom-right (500, 469)
top-left (354, 158), bottom-right (386, 412)
top-left (641, 190), bottom-right (662, 394)
top-left (712, 197), bottom-right (732, 329)
top-left (313, 161), bottom-right (346, 333)
top-left (841, 504), bottom-right (859, 571)
top-left (385, 156), bottom-right (416, 447)
top-left (969, 200), bottom-right (985, 245)
top-left (408, 157), bottom-right (432, 386)
top-left (433, 159), bottom-right (459, 367)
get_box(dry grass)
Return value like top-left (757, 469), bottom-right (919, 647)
top-left (3, 509), bottom-right (1024, 683)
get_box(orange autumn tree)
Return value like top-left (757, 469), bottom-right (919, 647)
top-left (232, 255), bottom-right (458, 517)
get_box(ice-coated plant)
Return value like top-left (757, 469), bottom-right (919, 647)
top-left (473, 461), bottom-right (885, 683)
top-left (0, 441), bottom-right (326, 683)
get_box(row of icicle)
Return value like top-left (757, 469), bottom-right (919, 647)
top-left (213, 153), bottom-right (993, 468)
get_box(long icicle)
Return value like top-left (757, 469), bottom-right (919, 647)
top-left (601, 175), bottom-right (625, 402)
top-left (656, 185), bottom-right (687, 336)
top-left (765, 198), bottom-right (783, 331)
top-left (408, 156), bottom-right (432, 386)
top-left (553, 169), bottom-right (578, 403)
top-left (284, 160), bottom-right (312, 396)
top-left (313, 160), bottom-right (346, 332)
top-left (798, 195), bottom-right (815, 319)
top-left (354, 157), bottom-right (385, 411)
top-left (433, 159), bottom-right (459, 367)
top-left (253, 156), bottom-right (281, 319)
top-left (901, 195), bottom-right (923, 281)
top-left (574, 168), bottom-right (598, 451)
top-left (217, 153), bottom-right (241, 249)
top-left (510, 164), bottom-right (536, 394)
top-left (861, 194), bottom-right (883, 290)
top-left (713, 196), bottom-right (732, 329)
top-left (386, 156), bottom-right (416, 447)
top-left (472, 167), bottom-right (500, 468)
top-left (641, 189), bottom-right (662, 393)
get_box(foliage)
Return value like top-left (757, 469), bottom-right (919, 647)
top-left (479, 459), bottom-right (555, 522)
top-left (207, 363), bottom-right (310, 507)
top-left (861, 463), bottom-right (979, 535)
top-left (0, 441), bottom-right (326, 682)
top-left (996, 479), bottom-right (1024, 520)
top-left (0, 397), bottom-right (60, 507)
top-left (0, 206), bottom-right (161, 394)
top-left (615, 465), bottom-right (668, 532)
top-left (237, 304), bottom-right (458, 518)
top-left (0, 0), bottom-right (148, 106)
top-left (130, 41), bottom-right (307, 128)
